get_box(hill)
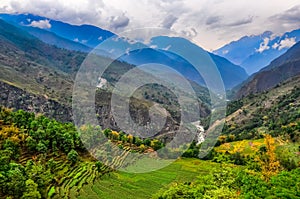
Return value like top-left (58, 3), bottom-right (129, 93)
top-left (222, 75), bottom-right (300, 141)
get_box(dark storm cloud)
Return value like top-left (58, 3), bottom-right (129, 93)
top-left (161, 15), bottom-right (178, 29)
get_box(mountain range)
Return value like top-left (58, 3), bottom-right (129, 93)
top-left (0, 13), bottom-right (248, 90)
top-left (235, 41), bottom-right (300, 98)
top-left (214, 29), bottom-right (300, 75)
top-left (0, 13), bottom-right (299, 101)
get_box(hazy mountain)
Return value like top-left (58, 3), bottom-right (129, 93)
top-left (121, 36), bottom-right (248, 89)
top-left (235, 41), bottom-right (300, 98)
top-left (0, 18), bottom-right (85, 74)
top-left (23, 26), bottom-right (92, 52)
top-left (0, 13), bottom-right (114, 48)
top-left (0, 13), bottom-right (248, 89)
top-left (214, 29), bottom-right (300, 75)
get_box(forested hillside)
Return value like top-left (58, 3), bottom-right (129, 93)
top-left (0, 107), bottom-right (166, 198)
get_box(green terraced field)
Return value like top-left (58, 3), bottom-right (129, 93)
top-left (77, 158), bottom-right (226, 199)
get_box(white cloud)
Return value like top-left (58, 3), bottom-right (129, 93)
top-left (256, 38), bottom-right (270, 53)
top-left (272, 42), bottom-right (280, 49)
top-left (29, 19), bottom-right (51, 29)
top-left (278, 37), bottom-right (296, 50)
top-left (272, 37), bottom-right (296, 50)
top-left (150, 45), bottom-right (158, 49)
top-left (222, 50), bottom-right (229, 55)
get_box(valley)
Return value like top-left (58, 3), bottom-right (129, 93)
top-left (0, 11), bottom-right (299, 199)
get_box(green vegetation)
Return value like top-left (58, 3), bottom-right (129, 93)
top-left (157, 135), bottom-right (300, 198)
top-left (221, 78), bottom-right (300, 141)
top-left (156, 166), bottom-right (300, 199)
top-left (2, 105), bottom-right (298, 199)
top-left (1, 74), bottom-right (300, 198)
top-left (78, 159), bottom-right (232, 199)
top-left (0, 107), bottom-right (109, 198)
top-left (0, 107), bottom-right (165, 198)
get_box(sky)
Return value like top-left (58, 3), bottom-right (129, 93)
top-left (0, 0), bottom-right (300, 51)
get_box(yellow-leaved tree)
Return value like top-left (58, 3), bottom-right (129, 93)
top-left (256, 134), bottom-right (281, 181)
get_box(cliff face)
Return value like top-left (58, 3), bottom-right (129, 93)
top-left (0, 81), bottom-right (73, 122)
top-left (0, 81), bottom-right (180, 137)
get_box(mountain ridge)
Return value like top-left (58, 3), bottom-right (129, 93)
top-left (214, 29), bottom-right (300, 75)
top-left (235, 41), bottom-right (300, 98)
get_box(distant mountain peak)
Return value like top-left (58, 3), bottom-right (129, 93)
top-left (235, 41), bottom-right (300, 98)
top-left (214, 28), bottom-right (300, 75)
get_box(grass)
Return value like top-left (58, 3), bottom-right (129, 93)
top-left (77, 158), bottom-right (230, 199)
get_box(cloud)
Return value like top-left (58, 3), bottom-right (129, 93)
top-left (272, 42), bottom-right (280, 49)
top-left (222, 50), bottom-right (229, 55)
top-left (109, 13), bottom-right (130, 30)
top-left (181, 28), bottom-right (197, 38)
top-left (206, 16), bottom-right (221, 25)
top-left (0, 0), bottom-right (299, 50)
top-left (275, 37), bottom-right (296, 50)
top-left (226, 16), bottom-right (254, 27)
top-left (161, 15), bottom-right (178, 29)
top-left (268, 5), bottom-right (300, 35)
top-left (256, 37), bottom-right (270, 53)
top-left (272, 5), bottom-right (300, 23)
top-left (74, 38), bottom-right (88, 44)
top-left (29, 19), bottom-right (51, 29)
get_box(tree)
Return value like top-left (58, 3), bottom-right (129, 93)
top-left (143, 138), bottom-right (151, 146)
top-left (67, 149), bottom-right (79, 165)
top-left (256, 134), bottom-right (281, 181)
top-left (21, 179), bottom-right (41, 199)
top-left (150, 139), bottom-right (163, 151)
top-left (36, 141), bottom-right (47, 153)
top-left (95, 161), bottom-right (103, 172)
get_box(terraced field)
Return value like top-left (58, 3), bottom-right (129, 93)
top-left (47, 161), bottom-right (100, 198)
top-left (77, 158), bottom-right (226, 199)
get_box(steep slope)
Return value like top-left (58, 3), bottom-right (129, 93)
top-left (0, 19), bottom-right (86, 103)
top-left (222, 75), bottom-right (300, 141)
top-left (209, 53), bottom-right (249, 89)
top-left (236, 41), bottom-right (300, 98)
top-left (0, 20), bottom-right (211, 136)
